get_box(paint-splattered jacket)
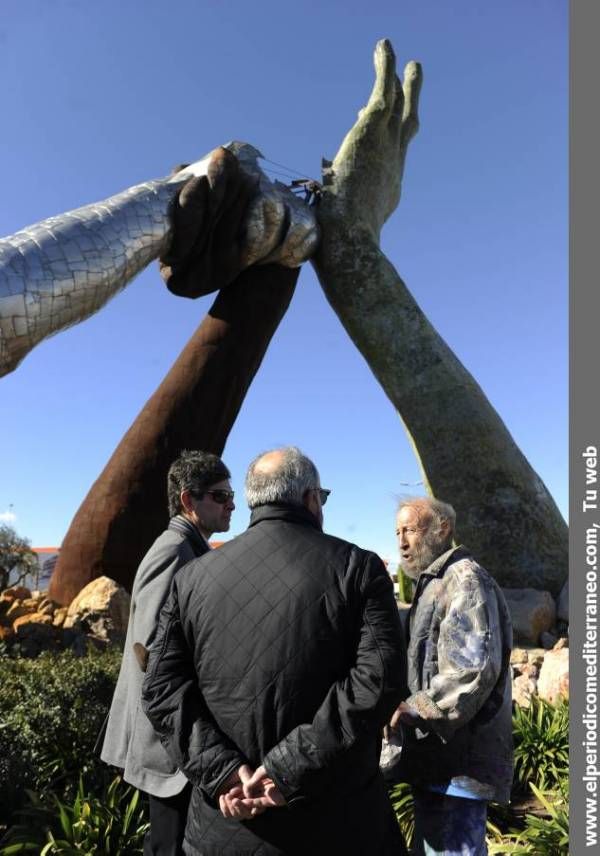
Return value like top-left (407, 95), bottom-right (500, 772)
top-left (398, 545), bottom-right (513, 803)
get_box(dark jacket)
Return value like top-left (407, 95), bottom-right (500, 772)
top-left (101, 515), bottom-right (208, 796)
top-left (397, 545), bottom-right (513, 803)
top-left (142, 503), bottom-right (407, 855)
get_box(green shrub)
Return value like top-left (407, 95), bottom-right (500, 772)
top-left (389, 782), bottom-right (414, 848)
top-left (0, 774), bottom-right (149, 854)
top-left (512, 697), bottom-right (569, 794)
top-left (396, 568), bottom-right (414, 603)
top-left (0, 648), bottom-right (122, 825)
top-left (487, 781), bottom-right (569, 855)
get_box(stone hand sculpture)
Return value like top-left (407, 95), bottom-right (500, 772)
top-left (0, 142), bottom-right (318, 377)
top-left (49, 149), bottom-right (304, 604)
top-left (312, 39), bottom-right (567, 594)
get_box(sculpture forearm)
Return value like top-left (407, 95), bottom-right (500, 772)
top-left (0, 177), bottom-right (182, 376)
top-left (0, 141), bottom-right (319, 377)
top-left (313, 216), bottom-right (567, 595)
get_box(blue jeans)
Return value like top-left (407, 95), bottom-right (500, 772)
top-left (412, 788), bottom-right (488, 856)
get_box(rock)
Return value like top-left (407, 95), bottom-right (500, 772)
top-left (0, 624), bottom-right (15, 643)
top-left (0, 595), bottom-right (13, 617)
top-left (527, 648), bottom-right (546, 667)
top-left (540, 631), bottom-right (557, 650)
top-left (64, 576), bottom-right (130, 645)
top-left (37, 601), bottom-right (55, 617)
top-left (52, 607), bottom-right (68, 627)
top-left (13, 612), bottom-right (54, 629)
top-left (518, 662), bottom-right (540, 680)
top-left (513, 674), bottom-right (538, 707)
top-left (2, 586), bottom-right (31, 601)
top-left (556, 581), bottom-right (568, 623)
top-left (13, 617), bottom-right (62, 656)
top-left (510, 648), bottom-right (528, 666)
top-left (502, 588), bottom-right (556, 645)
top-left (5, 600), bottom-right (31, 622)
top-left (538, 648), bottom-right (569, 704)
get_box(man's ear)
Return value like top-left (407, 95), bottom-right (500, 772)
top-left (180, 488), bottom-right (196, 515)
top-left (440, 518), bottom-right (452, 541)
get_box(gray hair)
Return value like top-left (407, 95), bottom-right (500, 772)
top-left (245, 446), bottom-right (319, 509)
top-left (398, 496), bottom-right (456, 540)
top-left (167, 450), bottom-right (230, 518)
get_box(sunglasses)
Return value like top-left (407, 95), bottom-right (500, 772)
top-left (194, 489), bottom-right (235, 505)
top-left (315, 488), bottom-right (331, 505)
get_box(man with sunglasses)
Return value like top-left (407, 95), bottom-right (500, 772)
top-left (101, 449), bottom-right (235, 856)
top-left (142, 446), bottom-right (407, 855)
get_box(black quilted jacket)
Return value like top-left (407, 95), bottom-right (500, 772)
top-left (142, 503), bottom-right (407, 855)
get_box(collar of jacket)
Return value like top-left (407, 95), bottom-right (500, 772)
top-left (248, 502), bottom-right (323, 531)
top-left (168, 514), bottom-right (209, 557)
top-left (420, 544), bottom-right (471, 579)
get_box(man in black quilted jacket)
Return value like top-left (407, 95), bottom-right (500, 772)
top-left (142, 446), bottom-right (408, 855)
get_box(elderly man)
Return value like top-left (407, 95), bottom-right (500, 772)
top-left (101, 449), bottom-right (235, 856)
top-left (390, 497), bottom-right (513, 856)
top-left (142, 446), bottom-right (407, 856)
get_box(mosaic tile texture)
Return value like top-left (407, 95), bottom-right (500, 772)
top-left (0, 142), bottom-right (319, 376)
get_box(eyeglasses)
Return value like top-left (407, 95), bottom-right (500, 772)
top-left (315, 488), bottom-right (331, 505)
top-left (194, 489), bottom-right (235, 505)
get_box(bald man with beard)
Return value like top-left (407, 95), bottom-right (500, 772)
top-left (389, 497), bottom-right (513, 856)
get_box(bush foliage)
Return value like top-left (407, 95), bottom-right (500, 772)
top-left (0, 648), bottom-right (569, 853)
top-left (0, 648), bottom-right (121, 826)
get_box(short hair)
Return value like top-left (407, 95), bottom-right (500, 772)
top-left (167, 450), bottom-right (230, 518)
top-left (245, 446), bottom-right (319, 509)
top-left (398, 496), bottom-right (456, 538)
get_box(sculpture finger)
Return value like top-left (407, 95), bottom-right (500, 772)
top-left (387, 74), bottom-right (405, 143)
top-left (400, 60), bottom-right (423, 146)
top-left (364, 38), bottom-right (398, 120)
top-left (240, 191), bottom-right (287, 267)
top-left (161, 175), bottom-right (210, 270)
top-left (205, 146), bottom-right (247, 214)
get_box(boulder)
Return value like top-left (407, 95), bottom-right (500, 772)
top-left (502, 588), bottom-right (556, 645)
top-left (513, 674), bottom-right (538, 708)
top-left (13, 612), bottom-right (53, 629)
top-left (517, 662), bottom-right (540, 680)
top-left (13, 616), bottom-right (62, 656)
top-left (510, 648), bottom-right (528, 666)
top-left (556, 581), bottom-right (568, 623)
top-left (537, 648), bottom-right (569, 704)
top-left (53, 607), bottom-right (68, 627)
top-left (2, 585), bottom-right (31, 601)
top-left (0, 595), bottom-right (13, 617)
top-left (0, 624), bottom-right (15, 643)
top-left (5, 600), bottom-right (32, 622)
top-left (64, 576), bottom-right (130, 646)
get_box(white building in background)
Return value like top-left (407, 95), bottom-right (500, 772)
top-left (8, 547), bottom-right (59, 591)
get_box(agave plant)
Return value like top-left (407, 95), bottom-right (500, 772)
top-left (389, 782), bottom-right (415, 848)
top-left (0, 775), bottom-right (149, 854)
top-left (487, 781), bottom-right (569, 855)
top-left (512, 697), bottom-right (569, 794)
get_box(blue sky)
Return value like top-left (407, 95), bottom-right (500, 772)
top-left (0, 0), bottom-right (567, 568)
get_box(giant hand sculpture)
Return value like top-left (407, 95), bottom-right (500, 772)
top-left (49, 146), bottom-right (307, 604)
top-left (0, 142), bottom-right (318, 377)
top-left (312, 40), bottom-right (567, 594)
